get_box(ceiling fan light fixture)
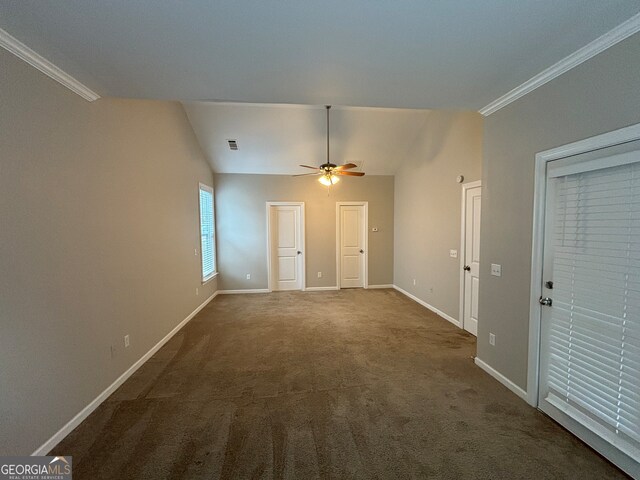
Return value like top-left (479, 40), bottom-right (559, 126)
top-left (319, 173), bottom-right (340, 186)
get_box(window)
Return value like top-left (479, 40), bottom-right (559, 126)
top-left (199, 183), bottom-right (216, 281)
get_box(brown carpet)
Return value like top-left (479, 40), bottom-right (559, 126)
top-left (52, 289), bottom-right (627, 479)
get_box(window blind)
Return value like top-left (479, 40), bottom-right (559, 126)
top-left (199, 185), bottom-right (216, 281)
top-left (547, 160), bottom-right (640, 459)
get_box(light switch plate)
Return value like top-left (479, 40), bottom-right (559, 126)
top-left (491, 264), bottom-right (502, 277)
top-left (449, 249), bottom-right (458, 258)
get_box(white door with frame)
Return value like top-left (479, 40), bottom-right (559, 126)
top-left (461, 182), bottom-right (481, 336)
top-left (537, 140), bottom-right (640, 476)
top-left (337, 202), bottom-right (367, 289)
top-left (268, 203), bottom-right (304, 291)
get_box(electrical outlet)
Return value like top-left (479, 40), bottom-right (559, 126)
top-left (317, 272), bottom-right (322, 278)
top-left (196, 287), bottom-right (199, 296)
top-left (491, 264), bottom-right (502, 277)
top-left (124, 335), bottom-right (130, 348)
top-left (412, 279), bottom-right (416, 286)
top-left (449, 249), bottom-right (458, 258)
top-left (194, 248), bottom-right (198, 256)
top-left (489, 333), bottom-right (496, 346)
top-left (246, 273), bottom-right (251, 280)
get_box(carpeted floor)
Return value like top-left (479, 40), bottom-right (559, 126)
top-left (52, 289), bottom-right (627, 479)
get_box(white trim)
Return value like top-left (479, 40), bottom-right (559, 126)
top-left (459, 180), bottom-right (481, 334)
top-left (474, 357), bottom-right (528, 402)
top-left (393, 285), bottom-right (460, 328)
top-left (479, 12), bottom-right (640, 116)
top-left (266, 202), bottom-right (306, 293)
top-left (0, 27), bottom-right (100, 102)
top-left (31, 291), bottom-right (218, 456)
top-left (218, 289), bottom-right (270, 294)
top-left (367, 284), bottom-right (394, 289)
top-left (201, 271), bottom-right (219, 285)
top-left (528, 122), bottom-right (640, 408)
top-left (305, 286), bottom-right (340, 291)
top-left (336, 202), bottom-right (369, 290)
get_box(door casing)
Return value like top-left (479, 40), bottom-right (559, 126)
top-left (266, 202), bottom-right (306, 292)
top-left (336, 201), bottom-right (368, 289)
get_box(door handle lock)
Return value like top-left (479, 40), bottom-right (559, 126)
top-left (360, 249), bottom-right (364, 254)
top-left (539, 296), bottom-right (553, 306)
top-left (463, 265), bottom-right (471, 271)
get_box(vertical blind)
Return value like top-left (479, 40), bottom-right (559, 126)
top-left (199, 185), bottom-right (216, 281)
top-left (547, 160), bottom-right (640, 458)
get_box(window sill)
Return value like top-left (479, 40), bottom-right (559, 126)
top-left (202, 272), bottom-right (219, 285)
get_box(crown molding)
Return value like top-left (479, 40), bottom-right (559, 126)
top-left (0, 27), bottom-right (100, 102)
top-left (479, 12), bottom-right (640, 116)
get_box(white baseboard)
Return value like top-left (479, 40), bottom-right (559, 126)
top-left (367, 284), bottom-right (394, 289)
top-left (392, 285), bottom-right (461, 328)
top-left (474, 357), bottom-right (528, 402)
top-left (217, 289), bottom-right (270, 294)
top-left (31, 291), bottom-right (218, 456)
top-left (305, 286), bottom-right (339, 291)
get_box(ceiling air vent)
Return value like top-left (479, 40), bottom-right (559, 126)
top-left (227, 139), bottom-right (238, 151)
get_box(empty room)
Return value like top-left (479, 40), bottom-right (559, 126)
top-left (1, 2), bottom-right (639, 479)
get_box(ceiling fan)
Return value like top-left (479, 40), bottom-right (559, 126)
top-left (294, 105), bottom-right (365, 186)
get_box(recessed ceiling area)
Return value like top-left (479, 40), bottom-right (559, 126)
top-left (0, 0), bottom-right (639, 110)
top-left (183, 102), bottom-right (438, 175)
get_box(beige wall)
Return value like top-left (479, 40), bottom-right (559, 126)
top-left (214, 174), bottom-right (394, 290)
top-left (478, 33), bottom-right (640, 389)
top-left (0, 49), bottom-right (216, 455)
top-left (394, 111), bottom-right (483, 321)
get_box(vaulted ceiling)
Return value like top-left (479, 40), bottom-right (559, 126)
top-left (1, 1), bottom-right (639, 174)
top-left (184, 103), bottom-right (438, 175)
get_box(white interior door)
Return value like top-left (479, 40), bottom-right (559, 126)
top-left (463, 185), bottom-right (481, 336)
top-left (269, 204), bottom-right (303, 291)
top-left (538, 141), bottom-right (640, 476)
top-left (338, 203), bottom-right (366, 288)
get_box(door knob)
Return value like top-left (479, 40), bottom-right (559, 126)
top-left (463, 265), bottom-right (471, 271)
top-left (539, 296), bottom-right (553, 306)
top-left (360, 249), bottom-right (364, 254)
top-left (297, 251), bottom-right (302, 255)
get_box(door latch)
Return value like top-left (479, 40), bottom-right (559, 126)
top-left (539, 296), bottom-right (553, 306)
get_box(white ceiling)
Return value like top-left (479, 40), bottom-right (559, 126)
top-left (1, 1), bottom-right (639, 110)
top-left (183, 102), bottom-right (433, 175)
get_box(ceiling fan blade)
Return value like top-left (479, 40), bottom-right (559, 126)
top-left (334, 171), bottom-right (365, 176)
top-left (299, 164), bottom-right (320, 170)
top-left (292, 172), bottom-right (322, 177)
top-left (333, 163), bottom-right (358, 171)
